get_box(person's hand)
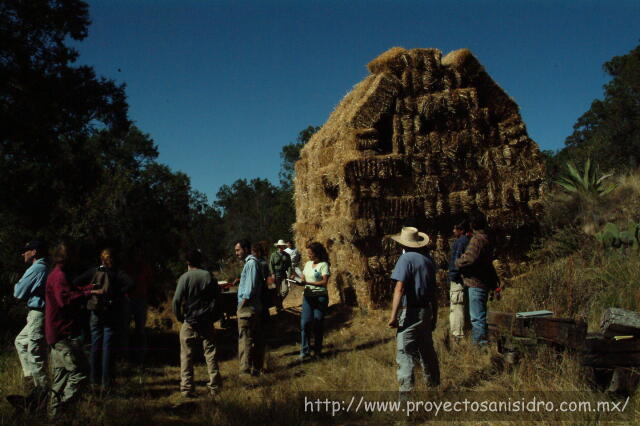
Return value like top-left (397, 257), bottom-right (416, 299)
top-left (388, 317), bottom-right (398, 328)
top-left (91, 288), bottom-right (105, 295)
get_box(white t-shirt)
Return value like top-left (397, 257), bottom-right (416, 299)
top-left (285, 247), bottom-right (301, 266)
top-left (302, 260), bottom-right (330, 294)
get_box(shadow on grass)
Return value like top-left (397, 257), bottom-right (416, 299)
top-left (142, 303), bottom-right (356, 369)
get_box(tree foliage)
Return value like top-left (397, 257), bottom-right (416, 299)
top-left (0, 1), bottom-right (222, 326)
top-left (557, 43), bottom-right (640, 174)
top-left (279, 125), bottom-right (320, 189)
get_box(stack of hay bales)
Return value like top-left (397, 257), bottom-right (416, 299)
top-left (294, 47), bottom-right (545, 308)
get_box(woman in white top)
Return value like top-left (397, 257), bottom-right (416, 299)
top-left (299, 242), bottom-right (330, 360)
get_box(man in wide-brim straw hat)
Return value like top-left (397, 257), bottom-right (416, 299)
top-left (269, 239), bottom-right (291, 313)
top-left (387, 226), bottom-right (440, 392)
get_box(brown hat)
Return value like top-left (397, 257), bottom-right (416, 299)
top-left (390, 227), bottom-right (430, 248)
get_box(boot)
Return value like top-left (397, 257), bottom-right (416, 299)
top-left (25, 386), bottom-right (49, 414)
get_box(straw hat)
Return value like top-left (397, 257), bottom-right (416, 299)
top-left (274, 239), bottom-right (287, 247)
top-left (390, 227), bottom-right (430, 248)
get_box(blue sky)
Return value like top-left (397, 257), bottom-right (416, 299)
top-left (74, 0), bottom-right (639, 201)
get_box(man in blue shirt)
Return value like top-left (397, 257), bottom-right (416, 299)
top-left (448, 221), bottom-right (471, 341)
top-left (387, 227), bottom-right (440, 392)
top-left (13, 240), bottom-right (50, 405)
top-left (235, 239), bottom-right (265, 379)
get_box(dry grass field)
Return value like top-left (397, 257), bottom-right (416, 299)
top-left (1, 281), bottom-right (637, 425)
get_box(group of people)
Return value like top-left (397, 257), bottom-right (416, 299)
top-left (171, 238), bottom-right (331, 397)
top-left (11, 241), bottom-right (151, 417)
top-left (9, 212), bottom-right (498, 415)
top-left (386, 212), bottom-right (499, 393)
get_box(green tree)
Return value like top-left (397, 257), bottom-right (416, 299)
top-left (215, 178), bottom-right (292, 251)
top-left (279, 125), bottom-right (320, 189)
top-left (562, 43), bottom-right (640, 172)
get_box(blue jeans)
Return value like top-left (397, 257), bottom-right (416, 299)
top-left (468, 287), bottom-right (488, 346)
top-left (90, 311), bottom-right (117, 387)
top-left (300, 293), bottom-right (328, 356)
top-left (396, 307), bottom-right (440, 392)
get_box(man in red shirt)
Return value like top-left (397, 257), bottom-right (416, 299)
top-left (45, 243), bottom-right (100, 417)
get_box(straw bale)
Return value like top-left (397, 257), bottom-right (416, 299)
top-left (367, 47), bottom-right (411, 75)
top-left (294, 47), bottom-right (546, 308)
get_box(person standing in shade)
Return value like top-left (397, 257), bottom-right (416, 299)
top-left (123, 248), bottom-right (153, 365)
top-left (448, 221), bottom-right (471, 341)
top-left (172, 249), bottom-right (222, 397)
top-left (455, 212), bottom-right (499, 347)
top-left (284, 240), bottom-right (301, 277)
top-left (12, 240), bottom-right (49, 409)
top-left (299, 242), bottom-right (330, 360)
top-left (235, 239), bottom-right (265, 378)
top-left (74, 248), bottom-right (133, 391)
top-left (269, 240), bottom-right (291, 313)
top-left (45, 243), bottom-right (99, 417)
top-left (387, 227), bottom-right (440, 392)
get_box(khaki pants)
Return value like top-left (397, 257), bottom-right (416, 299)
top-left (49, 337), bottom-right (87, 417)
top-left (179, 322), bottom-right (221, 395)
top-left (449, 281), bottom-right (468, 338)
top-left (15, 310), bottom-right (48, 388)
top-left (237, 312), bottom-right (264, 375)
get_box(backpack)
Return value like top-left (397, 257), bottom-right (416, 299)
top-left (86, 268), bottom-right (112, 312)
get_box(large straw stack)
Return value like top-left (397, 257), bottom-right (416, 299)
top-left (294, 47), bottom-right (545, 308)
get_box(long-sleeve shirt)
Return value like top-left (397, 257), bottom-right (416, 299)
top-left (238, 254), bottom-right (263, 311)
top-left (455, 230), bottom-right (497, 289)
top-left (14, 258), bottom-right (48, 309)
top-left (45, 264), bottom-right (93, 345)
top-left (269, 250), bottom-right (291, 277)
top-left (74, 265), bottom-right (134, 302)
top-left (172, 268), bottom-right (218, 325)
top-left (448, 235), bottom-right (470, 283)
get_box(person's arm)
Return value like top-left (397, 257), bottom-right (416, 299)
top-left (238, 261), bottom-right (258, 308)
top-left (388, 281), bottom-right (404, 328)
top-left (455, 236), bottom-right (481, 269)
top-left (268, 253), bottom-right (276, 277)
top-left (73, 267), bottom-right (95, 287)
top-left (172, 279), bottom-right (185, 322)
top-left (13, 266), bottom-right (45, 300)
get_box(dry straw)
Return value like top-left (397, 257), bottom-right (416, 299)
top-left (294, 47), bottom-right (545, 308)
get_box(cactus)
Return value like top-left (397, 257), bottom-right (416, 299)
top-left (597, 221), bottom-right (640, 250)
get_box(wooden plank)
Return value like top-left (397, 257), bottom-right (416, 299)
top-left (487, 311), bottom-right (587, 349)
top-left (582, 351), bottom-right (640, 368)
top-left (600, 308), bottom-right (640, 338)
top-left (532, 317), bottom-right (587, 349)
top-left (585, 333), bottom-right (640, 353)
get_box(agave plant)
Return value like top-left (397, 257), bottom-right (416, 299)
top-left (556, 158), bottom-right (617, 198)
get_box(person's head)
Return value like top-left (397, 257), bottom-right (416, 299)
top-left (185, 249), bottom-right (203, 268)
top-left (21, 240), bottom-right (46, 264)
top-left (287, 240), bottom-right (295, 249)
top-left (306, 242), bottom-right (329, 263)
top-left (251, 242), bottom-right (263, 259)
top-left (52, 242), bottom-right (74, 269)
top-left (453, 220), bottom-right (470, 238)
top-left (469, 212), bottom-right (487, 231)
top-left (274, 239), bottom-right (287, 252)
top-left (100, 248), bottom-right (114, 268)
top-left (235, 239), bottom-right (251, 260)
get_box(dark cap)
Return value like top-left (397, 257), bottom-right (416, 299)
top-left (22, 240), bottom-right (44, 253)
